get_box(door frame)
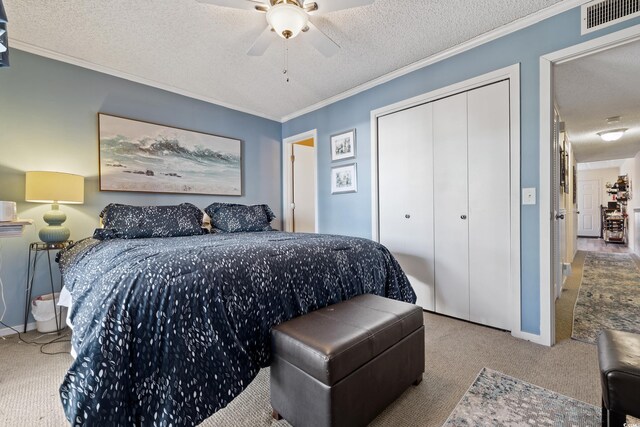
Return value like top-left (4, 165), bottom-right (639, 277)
top-left (282, 129), bottom-right (319, 233)
top-left (370, 64), bottom-right (522, 338)
top-left (539, 24), bottom-right (640, 347)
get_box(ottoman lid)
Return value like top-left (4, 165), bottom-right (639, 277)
top-left (597, 329), bottom-right (640, 415)
top-left (271, 294), bottom-right (423, 386)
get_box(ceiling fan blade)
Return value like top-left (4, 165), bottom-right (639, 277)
top-left (197, 0), bottom-right (267, 11)
top-left (247, 26), bottom-right (275, 56)
top-left (305, 22), bottom-right (339, 57)
top-left (310, 0), bottom-right (374, 13)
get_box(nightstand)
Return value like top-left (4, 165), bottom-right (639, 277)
top-left (0, 219), bottom-right (33, 237)
top-left (23, 241), bottom-right (73, 333)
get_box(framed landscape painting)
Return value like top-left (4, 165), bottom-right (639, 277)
top-left (98, 114), bottom-right (242, 195)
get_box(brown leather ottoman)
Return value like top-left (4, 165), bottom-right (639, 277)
top-left (270, 294), bottom-right (424, 427)
top-left (597, 329), bottom-right (640, 427)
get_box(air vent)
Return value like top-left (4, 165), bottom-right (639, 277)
top-left (581, 0), bottom-right (640, 34)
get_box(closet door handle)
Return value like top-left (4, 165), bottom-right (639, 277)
top-left (556, 214), bottom-right (565, 220)
top-left (460, 215), bottom-right (467, 220)
top-left (405, 214), bottom-right (411, 219)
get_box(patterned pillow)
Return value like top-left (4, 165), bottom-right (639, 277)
top-left (94, 203), bottom-right (207, 240)
top-left (204, 202), bottom-right (276, 233)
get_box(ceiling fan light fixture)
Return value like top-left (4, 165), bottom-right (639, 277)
top-left (266, 3), bottom-right (309, 39)
top-left (598, 128), bottom-right (628, 142)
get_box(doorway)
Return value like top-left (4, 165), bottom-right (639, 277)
top-left (541, 25), bottom-right (640, 346)
top-left (282, 130), bottom-right (318, 233)
top-left (576, 161), bottom-right (635, 254)
top-left (577, 179), bottom-right (600, 238)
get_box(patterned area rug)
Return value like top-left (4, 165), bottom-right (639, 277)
top-left (444, 368), bottom-right (600, 426)
top-left (572, 251), bottom-right (640, 344)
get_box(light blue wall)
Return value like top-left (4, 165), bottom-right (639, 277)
top-left (2, 7), bottom-right (639, 335)
top-left (282, 7), bottom-right (640, 335)
top-left (0, 49), bottom-right (282, 329)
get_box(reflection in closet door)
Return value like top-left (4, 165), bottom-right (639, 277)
top-left (378, 103), bottom-right (435, 310)
top-left (433, 92), bottom-right (469, 320)
top-left (467, 80), bottom-right (510, 330)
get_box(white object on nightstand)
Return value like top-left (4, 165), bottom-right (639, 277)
top-left (0, 219), bottom-right (33, 326)
top-left (0, 201), bottom-right (16, 221)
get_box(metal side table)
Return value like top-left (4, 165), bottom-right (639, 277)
top-left (23, 241), bottom-right (73, 333)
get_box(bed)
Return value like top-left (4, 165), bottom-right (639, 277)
top-left (57, 230), bottom-right (415, 426)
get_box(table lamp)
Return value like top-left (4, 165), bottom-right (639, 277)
top-left (25, 171), bottom-right (84, 243)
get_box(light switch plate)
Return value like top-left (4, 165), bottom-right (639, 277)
top-left (522, 188), bottom-right (536, 205)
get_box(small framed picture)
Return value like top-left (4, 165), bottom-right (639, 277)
top-left (331, 163), bottom-right (357, 194)
top-left (330, 129), bottom-right (356, 162)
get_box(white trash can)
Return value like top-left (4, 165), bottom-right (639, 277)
top-left (31, 292), bottom-right (67, 333)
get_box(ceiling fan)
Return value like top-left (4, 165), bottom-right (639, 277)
top-left (197, 0), bottom-right (375, 57)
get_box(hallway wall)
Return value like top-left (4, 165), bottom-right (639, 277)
top-left (561, 134), bottom-right (577, 262)
top-left (635, 151), bottom-right (640, 255)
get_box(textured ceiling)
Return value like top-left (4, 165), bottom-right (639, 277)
top-left (555, 40), bottom-right (640, 163)
top-left (6, 0), bottom-right (563, 120)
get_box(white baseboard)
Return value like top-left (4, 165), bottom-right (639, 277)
top-left (511, 329), bottom-right (550, 346)
top-left (0, 321), bottom-right (37, 337)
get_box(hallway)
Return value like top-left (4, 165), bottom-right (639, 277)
top-left (555, 248), bottom-right (640, 343)
top-left (576, 237), bottom-right (631, 254)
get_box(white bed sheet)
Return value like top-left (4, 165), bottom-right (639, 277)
top-left (58, 286), bottom-right (77, 359)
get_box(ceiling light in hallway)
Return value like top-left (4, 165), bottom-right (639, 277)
top-left (597, 128), bottom-right (628, 142)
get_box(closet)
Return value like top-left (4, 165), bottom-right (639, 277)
top-left (378, 103), bottom-right (435, 311)
top-left (377, 80), bottom-right (511, 330)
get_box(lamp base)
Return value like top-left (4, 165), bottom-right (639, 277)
top-left (39, 204), bottom-right (70, 243)
top-left (39, 226), bottom-right (70, 243)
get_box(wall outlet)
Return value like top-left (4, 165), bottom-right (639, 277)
top-left (522, 188), bottom-right (536, 205)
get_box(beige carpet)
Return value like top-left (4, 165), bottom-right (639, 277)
top-left (0, 313), bottom-right (601, 427)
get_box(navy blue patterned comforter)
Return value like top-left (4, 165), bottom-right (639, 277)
top-left (58, 232), bottom-right (415, 426)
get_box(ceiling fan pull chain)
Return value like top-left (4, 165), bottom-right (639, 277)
top-left (283, 39), bottom-right (290, 83)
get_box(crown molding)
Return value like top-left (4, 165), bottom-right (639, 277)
top-left (8, 39), bottom-right (282, 123)
top-left (280, 0), bottom-right (587, 123)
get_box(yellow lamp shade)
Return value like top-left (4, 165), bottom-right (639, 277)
top-left (25, 171), bottom-right (84, 204)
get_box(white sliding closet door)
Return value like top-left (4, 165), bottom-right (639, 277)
top-left (434, 93), bottom-right (469, 320)
top-left (377, 79), bottom-right (512, 329)
top-left (378, 103), bottom-right (435, 310)
top-left (467, 80), bottom-right (511, 330)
